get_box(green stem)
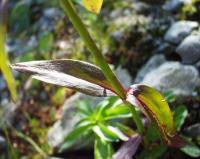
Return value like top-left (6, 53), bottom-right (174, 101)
top-left (60, 0), bottom-right (125, 99)
top-left (60, 0), bottom-right (145, 138)
top-left (126, 102), bottom-right (144, 134)
top-left (0, 0), bottom-right (18, 102)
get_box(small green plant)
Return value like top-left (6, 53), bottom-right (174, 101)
top-left (60, 97), bottom-right (135, 158)
top-left (11, 0), bottom-right (191, 158)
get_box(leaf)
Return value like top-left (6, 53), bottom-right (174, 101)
top-left (93, 125), bottom-right (119, 142)
top-left (11, 59), bottom-right (116, 97)
top-left (104, 103), bottom-right (132, 120)
top-left (173, 105), bottom-right (188, 131)
top-left (112, 123), bottom-right (136, 137)
top-left (94, 137), bottom-right (113, 159)
top-left (138, 144), bottom-right (167, 159)
top-left (82, 0), bottom-right (103, 14)
top-left (126, 84), bottom-right (184, 147)
top-left (9, 1), bottom-right (30, 33)
top-left (112, 134), bottom-right (142, 159)
top-left (76, 100), bottom-right (93, 116)
top-left (0, 0), bottom-right (18, 101)
top-left (38, 32), bottom-right (54, 53)
top-left (59, 122), bottom-right (93, 151)
top-left (181, 143), bottom-right (200, 158)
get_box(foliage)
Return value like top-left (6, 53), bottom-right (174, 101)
top-left (60, 97), bottom-right (138, 159)
top-left (6, 0), bottom-right (199, 158)
top-left (0, 0), bottom-right (18, 101)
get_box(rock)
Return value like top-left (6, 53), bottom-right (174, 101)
top-left (48, 67), bottom-right (132, 148)
top-left (135, 54), bottom-right (166, 83)
top-left (47, 93), bottom-right (102, 148)
top-left (43, 8), bottom-right (62, 20)
top-left (176, 34), bottom-right (200, 64)
top-left (163, 0), bottom-right (192, 12)
top-left (0, 76), bottom-right (6, 90)
top-left (155, 43), bottom-right (175, 54)
top-left (0, 136), bottom-right (6, 150)
top-left (184, 123), bottom-right (200, 137)
top-left (141, 62), bottom-right (200, 96)
top-left (0, 99), bottom-right (18, 129)
top-left (115, 67), bottom-right (132, 88)
top-left (108, 9), bottom-right (150, 42)
top-left (164, 21), bottom-right (199, 44)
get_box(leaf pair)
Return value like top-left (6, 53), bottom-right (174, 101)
top-left (12, 59), bottom-right (184, 148)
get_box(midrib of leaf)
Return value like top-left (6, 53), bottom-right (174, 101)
top-left (0, 0), bottom-right (18, 101)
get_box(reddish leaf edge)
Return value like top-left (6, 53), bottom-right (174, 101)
top-left (126, 84), bottom-right (186, 148)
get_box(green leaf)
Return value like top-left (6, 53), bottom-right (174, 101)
top-left (138, 144), bottom-right (167, 159)
top-left (93, 124), bottom-right (119, 142)
top-left (126, 84), bottom-right (180, 147)
top-left (174, 105), bottom-right (188, 131)
top-left (59, 122), bottom-right (93, 151)
top-left (94, 137), bottom-right (113, 159)
top-left (9, 1), bottom-right (30, 33)
top-left (12, 59), bottom-right (116, 97)
top-left (112, 123), bottom-right (136, 137)
top-left (39, 32), bottom-right (54, 53)
top-left (82, 0), bottom-right (103, 14)
top-left (76, 100), bottom-right (93, 116)
top-left (0, 1), bottom-right (18, 101)
top-left (181, 143), bottom-right (200, 157)
top-left (164, 91), bottom-right (175, 103)
top-left (104, 103), bottom-right (132, 120)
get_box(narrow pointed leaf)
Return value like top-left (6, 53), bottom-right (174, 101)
top-left (60, 121), bottom-right (93, 151)
top-left (12, 59), bottom-right (116, 97)
top-left (94, 138), bottom-right (113, 159)
top-left (82, 0), bottom-right (103, 14)
top-left (126, 84), bottom-right (184, 147)
top-left (0, 0), bottom-right (18, 101)
top-left (112, 134), bottom-right (142, 159)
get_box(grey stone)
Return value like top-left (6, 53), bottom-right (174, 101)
top-left (163, 0), bottom-right (192, 12)
top-left (0, 76), bottom-right (6, 90)
top-left (141, 62), bottom-right (200, 96)
top-left (176, 34), bottom-right (200, 64)
top-left (47, 67), bottom-right (132, 148)
top-left (0, 136), bottom-right (6, 149)
top-left (47, 93), bottom-right (102, 148)
top-left (115, 67), bottom-right (132, 88)
top-left (184, 123), bottom-right (200, 137)
top-left (0, 99), bottom-right (18, 128)
top-left (43, 8), bottom-right (61, 20)
top-left (135, 54), bottom-right (166, 83)
top-left (164, 21), bottom-right (199, 44)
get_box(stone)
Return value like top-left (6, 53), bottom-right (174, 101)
top-left (163, 0), bottom-right (192, 12)
top-left (176, 34), bottom-right (200, 64)
top-left (184, 123), bottom-right (200, 137)
top-left (141, 62), bottom-right (200, 96)
top-left (135, 54), bottom-right (166, 83)
top-left (0, 136), bottom-right (6, 150)
top-left (164, 21), bottom-right (199, 44)
top-left (43, 8), bottom-right (62, 20)
top-left (47, 67), bottom-right (132, 148)
top-left (0, 99), bottom-right (18, 129)
top-left (0, 76), bottom-right (6, 90)
top-left (47, 93), bottom-right (102, 148)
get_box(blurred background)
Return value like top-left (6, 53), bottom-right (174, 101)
top-left (0, 0), bottom-right (200, 158)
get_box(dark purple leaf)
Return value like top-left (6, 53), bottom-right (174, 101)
top-left (112, 134), bottom-right (142, 159)
top-left (11, 59), bottom-right (116, 96)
